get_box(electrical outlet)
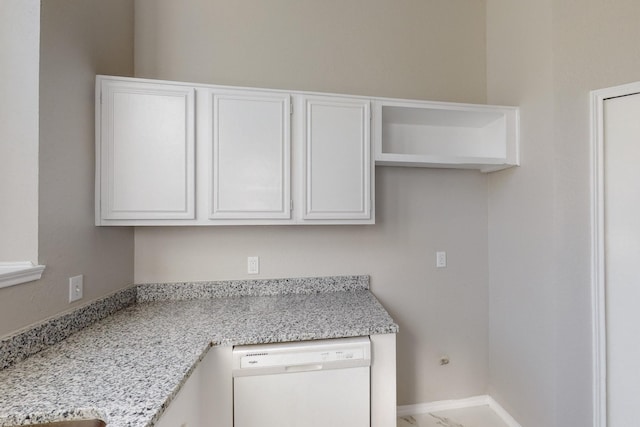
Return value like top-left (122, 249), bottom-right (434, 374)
top-left (69, 275), bottom-right (83, 302)
top-left (436, 251), bottom-right (447, 268)
top-left (247, 256), bottom-right (259, 275)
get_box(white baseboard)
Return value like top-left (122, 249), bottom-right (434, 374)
top-left (397, 395), bottom-right (491, 417)
top-left (397, 395), bottom-right (522, 427)
top-left (485, 396), bottom-right (522, 427)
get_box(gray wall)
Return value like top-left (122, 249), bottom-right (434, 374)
top-left (133, 0), bottom-right (490, 405)
top-left (0, 0), bottom-right (135, 337)
top-left (486, 1), bottom-right (640, 426)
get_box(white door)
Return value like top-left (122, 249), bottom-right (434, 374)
top-left (98, 79), bottom-right (195, 221)
top-left (209, 90), bottom-right (291, 219)
top-left (604, 92), bottom-right (640, 426)
top-left (301, 96), bottom-right (371, 221)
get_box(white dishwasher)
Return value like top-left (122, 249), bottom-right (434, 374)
top-left (232, 336), bottom-right (371, 427)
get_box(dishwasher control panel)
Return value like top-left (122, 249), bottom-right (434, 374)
top-left (232, 336), bottom-right (371, 376)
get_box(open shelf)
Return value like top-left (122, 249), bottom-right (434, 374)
top-left (373, 100), bottom-right (519, 173)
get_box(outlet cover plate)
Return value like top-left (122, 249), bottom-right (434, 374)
top-left (69, 275), bottom-right (83, 302)
top-left (247, 257), bottom-right (259, 275)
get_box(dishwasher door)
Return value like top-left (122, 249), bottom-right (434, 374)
top-left (232, 337), bottom-right (371, 427)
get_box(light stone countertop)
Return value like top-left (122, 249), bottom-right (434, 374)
top-left (0, 287), bottom-right (397, 427)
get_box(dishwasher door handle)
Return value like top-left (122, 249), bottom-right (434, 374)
top-left (284, 363), bottom-right (323, 373)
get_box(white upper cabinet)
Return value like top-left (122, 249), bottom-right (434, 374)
top-left (301, 95), bottom-right (371, 221)
top-left (96, 78), bottom-right (195, 223)
top-left (373, 99), bottom-right (519, 173)
top-left (96, 76), bottom-right (519, 226)
top-left (209, 90), bottom-right (291, 219)
top-left (96, 76), bottom-right (372, 226)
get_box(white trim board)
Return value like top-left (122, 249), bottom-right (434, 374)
top-left (0, 262), bottom-right (45, 289)
top-left (590, 80), bottom-right (640, 427)
top-left (397, 395), bottom-right (521, 427)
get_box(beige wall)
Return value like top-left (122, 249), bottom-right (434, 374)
top-left (137, 169), bottom-right (490, 405)
top-left (133, 0), bottom-right (489, 405)
top-left (553, 3), bottom-right (640, 424)
top-left (0, 0), bottom-right (135, 337)
top-left (134, 0), bottom-right (486, 103)
top-left (486, 1), bottom-right (556, 426)
top-left (487, 1), bottom-right (640, 426)
top-left (0, 0), bottom-right (40, 263)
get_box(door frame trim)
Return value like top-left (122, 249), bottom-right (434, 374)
top-left (590, 81), bottom-right (640, 427)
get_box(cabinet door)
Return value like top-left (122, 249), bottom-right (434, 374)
top-left (210, 90), bottom-right (291, 219)
top-left (302, 96), bottom-right (371, 220)
top-left (98, 79), bottom-right (195, 221)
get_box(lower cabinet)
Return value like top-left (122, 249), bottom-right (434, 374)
top-left (155, 345), bottom-right (232, 427)
top-left (154, 334), bottom-right (396, 427)
top-left (153, 361), bottom-right (201, 427)
top-left (370, 334), bottom-right (397, 427)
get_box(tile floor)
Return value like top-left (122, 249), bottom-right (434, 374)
top-left (397, 404), bottom-right (510, 427)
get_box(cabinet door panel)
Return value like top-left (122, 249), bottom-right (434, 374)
top-left (210, 91), bottom-right (290, 219)
top-left (303, 96), bottom-right (371, 220)
top-left (100, 80), bottom-right (195, 220)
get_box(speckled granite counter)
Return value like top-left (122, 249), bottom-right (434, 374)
top-left (0, 276), bottom-right (397, 427)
